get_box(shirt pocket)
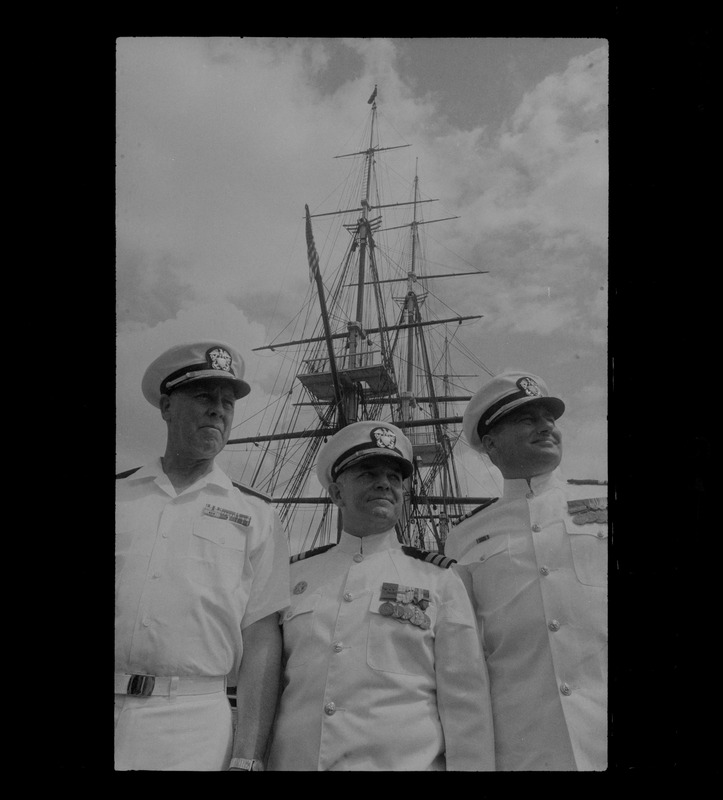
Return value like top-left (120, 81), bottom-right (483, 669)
top-left (281, 592), bottom-right (321, 669)
top-left (115, 526), bottom-right (139, 559)
top-left (188, 517), bottom-right (248, 589)
top-left (467, 536), bottom-right (513, 604)
top-left (471, 535), bottom-right (509, 564)
top-left (366, 591), bottom-right (436, 676)
top-left (564, 518), bottom-right (608, 587)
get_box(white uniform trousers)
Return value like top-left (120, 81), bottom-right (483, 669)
top-left (114, 691), bottom-right (233, 771)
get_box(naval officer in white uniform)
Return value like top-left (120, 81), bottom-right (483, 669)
top-left (115, 341), bottom-right (290, 771)
top-left (267, 421), bottom-right (495, 771)
top-left (445, 370), bottom-right (607, 771)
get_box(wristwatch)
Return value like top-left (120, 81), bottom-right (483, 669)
top-left (228, 757), bottom-right (264, 771)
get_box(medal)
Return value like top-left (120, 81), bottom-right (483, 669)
top-left (377, 582), bottom-right (432, 628)
top-left (568, 497), bottom-right (608, 526)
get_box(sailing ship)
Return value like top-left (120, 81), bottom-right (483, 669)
top-left (228, 88), bottom-right (495, 555)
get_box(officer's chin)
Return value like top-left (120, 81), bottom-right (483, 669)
top-left (370, 504), bottom-right (395, 520)
top-left (191, 440), bottom-right (225, 459)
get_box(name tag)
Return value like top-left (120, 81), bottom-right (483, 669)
top-left (202, 504), bottom-right (251, 527)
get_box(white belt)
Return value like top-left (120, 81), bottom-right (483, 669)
top-left (115, 673), bottom-right (227, 697)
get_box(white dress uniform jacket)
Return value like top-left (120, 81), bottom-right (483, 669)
top-left (115, 459), bottom-right (290, 770)
top-left (267, 528), bottom-right (495, 771)
top-left (445, 471), bottom-right (607, 771)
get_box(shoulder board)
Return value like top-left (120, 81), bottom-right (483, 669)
top-left (116, 467), bottom-right (141, 480)
top-left (401, 545), bottom-right (456, 568)
top-left (454, 497), bottom-right (498, 525)
top-left (232, 481), bottom-right (272, 503)
top-left (290, 543), bottom-right (336, 564)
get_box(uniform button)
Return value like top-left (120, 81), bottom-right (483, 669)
top-left (161, 532), bottom-right (169, 538)
top-left (479, 554), bottom-right (486, 562)
top-left (539, 566), bottom-right (549, 576)
top-left (597, 531), bottom-right (605, 539)
top-left (531, 524), bottom-right (541, 532)
top-left (560, 683), bottom-right (572, 696)
top-left (343, 592), bottom-right (353, 602)
top-left (152, 572), bottom-right (161, 579)
top-left (526, 491), bottom-right (534, 499)
top-left (332, 642), bottom-right (343, 653)
top-left (548, 619), bottom-right (561, 632)
top-left (324, 702), bottom-right (336, 715)
top-left (353, 553), bottom-right (363, 563)
top-left (142, 618), bottom-right (150, 627)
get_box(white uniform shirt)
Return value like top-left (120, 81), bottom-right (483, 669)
top-left (115, 459), bottom-right (290, 678)
top-left (445, 471), bottom-right (607, 771)
top-left (267, 528), bottom-right (495, 771)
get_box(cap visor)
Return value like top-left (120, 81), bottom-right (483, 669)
top-left (174, 371), bottom-right (251, 399)
top-left (337, 449), bottom-right (412, 479)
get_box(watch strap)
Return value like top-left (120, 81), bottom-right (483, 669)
top-left (228, 757), bottom-right (264, 771)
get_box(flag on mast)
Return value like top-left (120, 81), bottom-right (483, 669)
top-left (367, 85), bottom-right (377, 104)
top-left (305, 204), bottom-right (320, 283)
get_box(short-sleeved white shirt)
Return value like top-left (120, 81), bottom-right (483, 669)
top-left (115, 459), bottom-right (290, 678)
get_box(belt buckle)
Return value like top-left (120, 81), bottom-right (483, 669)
top-left (127, 674), bottom-right (155, 697)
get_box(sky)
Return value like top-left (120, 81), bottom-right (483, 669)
top-left (116, 37), bottom-right (608, 497)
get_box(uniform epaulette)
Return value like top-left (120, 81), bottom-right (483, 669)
top-left (290, 543), bottom-right (336, 564)
top-left (453, 497), bottom-right (498, 525)
top-left (116, 467), bottom-right (141, 480)
top-left (401, 545), bottom-right (456, 568)
top-left (232, 481), bottom-right (272, 503)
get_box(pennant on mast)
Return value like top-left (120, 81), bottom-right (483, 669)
top-left (305, 204), bottom-right (321, 283)
top-left (367, 85), bottom-right (377, 104)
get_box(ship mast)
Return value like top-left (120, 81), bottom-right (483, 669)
top-left (229, 88), bottom-right (494, 553)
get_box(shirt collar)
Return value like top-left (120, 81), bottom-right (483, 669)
top-left (337, 528), bottom-right (399, 556)
top-left (502, 469), bottom-right (562, 500)
top-left (125, 458), bottom-right (232, 496)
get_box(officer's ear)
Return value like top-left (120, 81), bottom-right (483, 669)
top-left (159, 393), bottom-right (172, 421)
top-left (327, 481), bottom-right (345, 508)
top-left (481, 433), bottom-right (497, 461)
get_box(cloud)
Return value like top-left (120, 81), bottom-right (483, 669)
top-left (115, 38), bottom-right (608, 489)
top-left (116, 243), bottom-right (196, 328)
top-left (445, 46), bottom-right (608, 256)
